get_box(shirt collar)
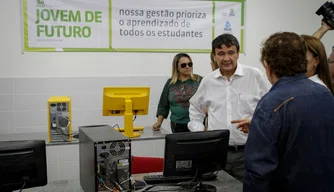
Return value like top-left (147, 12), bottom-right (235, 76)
top-left (214, 63), bottom-right (244, 78)
top-left (176, 78), bottom-right (192, 83)
top-left (271, 73), bottom-right (307, 90)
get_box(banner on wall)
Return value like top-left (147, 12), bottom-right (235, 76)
top-left (23, 0), bottom-right (245, 53)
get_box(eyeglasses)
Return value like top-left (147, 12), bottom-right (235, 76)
top-left (180, 62), bottom-right (193, 68)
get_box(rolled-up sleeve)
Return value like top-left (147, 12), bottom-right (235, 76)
top-left (156, 80), bottom-right (170, 118)
top-left (243, 109), bottom-right (279, 192)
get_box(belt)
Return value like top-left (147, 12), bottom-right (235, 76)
top-left (228, 145), bottom-right (245, 151)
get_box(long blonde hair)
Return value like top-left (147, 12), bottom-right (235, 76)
top-left (210, 52), bottom-right (219, 70)
top-left (169, 53), bottom-right (200, 85)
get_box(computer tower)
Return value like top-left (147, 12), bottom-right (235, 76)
top-left (79, 125), bottom-right (132, 192)
top-left (47, 96), bottom-right (72, 142)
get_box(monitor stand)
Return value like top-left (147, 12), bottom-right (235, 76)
top-left (114, 98), bottom-right (142, 138)
top-left (114, 126), bottom-right (144, 132)
top-left (191, 173), bottom-right (217, 192)
top-left (193, 183), bottom-right (217, 192)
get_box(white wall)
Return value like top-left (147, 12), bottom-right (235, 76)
top-left (0, 0), bottom-right (332, 134)
top-left (0, 0), bottom-right (333, 78)
top-left (0, 0), bottom-right (333, 183)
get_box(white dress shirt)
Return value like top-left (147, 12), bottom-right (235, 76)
top-left (309, 74), bottom-right (327, 88)
top-left (188, 63), bottom-right (271, 146)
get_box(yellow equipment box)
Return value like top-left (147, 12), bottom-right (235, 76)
top-left (47, 96), bottom-right (72, 142)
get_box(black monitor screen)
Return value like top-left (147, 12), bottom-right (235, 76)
top-left (163, 130), bottom-right (229, 177)
top-left (0, 140), bottom-right (47, 192)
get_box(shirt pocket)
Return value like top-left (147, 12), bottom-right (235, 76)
top-left (238, 93), bottom-right (258, 117)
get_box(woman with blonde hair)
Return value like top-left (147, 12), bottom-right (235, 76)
top-left (153, 53), bottom-right (202, 133)
top-left (210, 52), bottom-right (219, 71)
top-left (301, 35), bottom-right (334, 95)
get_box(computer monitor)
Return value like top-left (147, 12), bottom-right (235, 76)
top-left (163, 130), bottom-right (230, 192)
top-left (0, 140), bottom-right (48, 192)
top-left (102, 86), bottom-right (150, 138)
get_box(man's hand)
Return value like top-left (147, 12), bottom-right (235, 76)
top-left (152, 122), bottom-right (161, 131)
top-left (231, 119), bottom-right (251, 133)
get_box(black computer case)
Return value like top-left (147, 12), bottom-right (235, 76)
top-left (79, 125), bottom-right (131, 192)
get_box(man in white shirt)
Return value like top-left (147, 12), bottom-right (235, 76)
top-left (187, 33), bottom-right (270, 181)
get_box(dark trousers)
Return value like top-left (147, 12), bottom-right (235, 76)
top-left (224, 149), bottom-right (245, 182)
top-left (170, 121), bottom-right (190, 133)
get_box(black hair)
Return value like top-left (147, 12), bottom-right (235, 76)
top-left (212, 34), bottom-right (240, 54)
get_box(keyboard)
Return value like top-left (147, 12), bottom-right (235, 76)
top-left (143, 173), bottom-right (217, 184)
top-left (145, 185), bottom-right (188, 191)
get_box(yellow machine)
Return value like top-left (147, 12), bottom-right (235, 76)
top-left (47, 96), bottom-right (72, 142)
top-left (102, 86), bottom-right (150, 138)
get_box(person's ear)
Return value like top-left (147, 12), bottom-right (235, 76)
top-left (211, 52), bottom-right (216, 61)
top-left (263, 60), bottom-right (274, 85)
top-left (213, 54), bottom-right (218, 62)
top-left (314, 56), bottom-right (320, 68)
top-left (263, 60), bottom-right (271, 75)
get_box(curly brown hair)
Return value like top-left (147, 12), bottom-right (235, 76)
top-left (261, 32), bottom-right (307, 78)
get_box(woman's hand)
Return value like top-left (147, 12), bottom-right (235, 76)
top-left (321, 21), bottom-right (333, 31)
top-left (313, 21), bottom-right (333, 39)
top-left (152, 122), bottom-right (161, 131)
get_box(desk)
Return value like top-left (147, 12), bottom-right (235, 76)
top-left (15, 171), bottom-right (242, 192)
top-left (0, 127), bottom-right (169, 182)
top-left (0, 126), bottom-right (169, 146)
top-left (133, 171), bottom-right (243, 192)
top-left (2, 127), bottom-right (243, 192)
